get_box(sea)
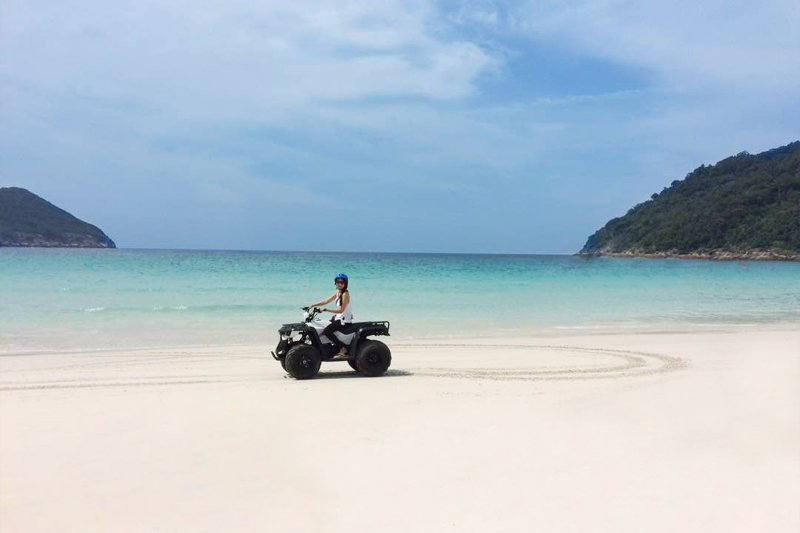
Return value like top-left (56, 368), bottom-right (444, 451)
top-left (1, 248), bottom-right (799, 354)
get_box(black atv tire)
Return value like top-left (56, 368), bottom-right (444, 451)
top-left (356, 340), bottom-right (391, 377)
top-left (276, 340), bottom-right (292, 370)
top-left (348, 359), bottom-right (359, 372)
top-left (284, 344), bottom-right (321, 380)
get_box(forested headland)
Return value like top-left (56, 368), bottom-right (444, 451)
top-left (579, 141), bottom-right (800, 261)
top-left (0, 187), bottom-right (116, 248)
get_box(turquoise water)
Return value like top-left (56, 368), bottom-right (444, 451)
top-left (1, 248), bottom-right (799, 353)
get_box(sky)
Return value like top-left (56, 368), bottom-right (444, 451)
top-left (1, 0), bottom-right (799, 253)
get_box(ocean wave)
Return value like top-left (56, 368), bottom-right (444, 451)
top-left (553, 323), bottom-right (642, 330)
top-left (148, 303), bottom-right (285, 313)
top-left (72, 304), bottom-right (283, 315)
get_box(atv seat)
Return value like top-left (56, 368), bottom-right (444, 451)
top-left (339, 323), bottom-right (359, 335)
top-left (337, 321), bottom-right (388, 334)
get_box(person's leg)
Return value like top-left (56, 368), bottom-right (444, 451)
top-left (322, 321), bottom-right (345, 352)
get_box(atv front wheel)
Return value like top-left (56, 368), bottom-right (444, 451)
top-left (356, 340), bottom-right (391, 377)
top-left (284, 344), bottom-right (321, 380)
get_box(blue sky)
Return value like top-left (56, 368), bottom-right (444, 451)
top-left (1, 0), bottom-right (798, 253)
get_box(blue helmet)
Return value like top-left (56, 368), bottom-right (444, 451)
top-left (334, 273), bottom-right (348, 282)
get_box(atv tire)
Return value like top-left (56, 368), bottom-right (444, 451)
top-left (356, 340), bottom-right (391, 377)
top-left (276, 340), bottom-right (292, 371)
top-left (348, 359), bottom-right (359, 372)
top-left (284, 344), bottom-right (321, 380)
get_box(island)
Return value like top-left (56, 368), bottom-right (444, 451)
top-left (0, 187), bottom-right (116, 248)
top-left (578, 141), bottom-right (800, 261)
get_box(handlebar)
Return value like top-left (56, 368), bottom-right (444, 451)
top-left (301, 307), bottom-right (323, 322)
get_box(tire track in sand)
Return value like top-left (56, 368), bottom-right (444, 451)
top-left (0, 344), bottom-right (686, 390)
top-left (397, 344), bottom-right (686, 381)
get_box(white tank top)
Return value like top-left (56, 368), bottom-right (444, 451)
top-left (334, 292), bottom-right (353, 323)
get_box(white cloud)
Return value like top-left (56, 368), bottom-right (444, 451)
top-left (449, 0), bottom-right (502, 26)
top-left (0, 0), bottom-right (500, 119)
top-left (511, 0), bottom-right (800, 96)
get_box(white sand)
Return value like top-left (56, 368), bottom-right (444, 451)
top-left (1, 329), bottom-right (798, 532)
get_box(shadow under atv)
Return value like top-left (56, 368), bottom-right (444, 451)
top-left (285, 368), bottom-right (413, 380)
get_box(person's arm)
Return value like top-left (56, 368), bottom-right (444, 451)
top-left (308, 293), bottom-right (336, 309)
top-left (323, 291), bottom-right (349, 314)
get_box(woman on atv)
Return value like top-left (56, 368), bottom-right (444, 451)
top-left (307, 273), bottom-right (353, 357)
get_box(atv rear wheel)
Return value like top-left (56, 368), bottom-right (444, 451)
top-left (284, 344), bottom-right (321, 380)
top-left (348, 359), bottom-right (359, 372)
top-left (356, 340), bottom-right (391, 377)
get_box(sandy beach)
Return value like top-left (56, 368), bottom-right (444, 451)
top-left (1, 328), bottom-right (798, 532)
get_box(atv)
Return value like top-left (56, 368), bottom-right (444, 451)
top-left (272, 307), bottom-right (391, 379)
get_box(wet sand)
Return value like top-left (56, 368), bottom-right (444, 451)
top-left (1, 329), bottom-right (798, 532)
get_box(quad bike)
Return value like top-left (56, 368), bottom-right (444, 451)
top-left (272, 307), bottom-right (391, 379)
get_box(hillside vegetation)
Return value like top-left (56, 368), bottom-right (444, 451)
top-left (0, 187), bottom-right (116, 248)
top-left (580, 141), bottom-right (800, 260)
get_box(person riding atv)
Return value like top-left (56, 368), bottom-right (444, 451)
top-left (271, 273), bottom-right (392, 379)
top-left (306, 273), bottom-right (353, 359)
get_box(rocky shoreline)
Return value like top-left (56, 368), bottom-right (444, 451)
top-left (576, 250), bottom-right (800, 262)
top-left (0, 234), bottom-right (116, 248)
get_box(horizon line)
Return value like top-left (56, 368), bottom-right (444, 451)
top-left (2, 246), bottom-right (580, 257)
